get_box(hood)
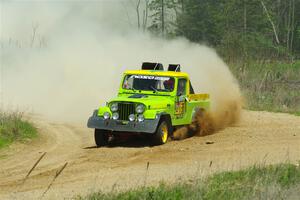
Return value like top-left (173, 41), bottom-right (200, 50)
top-left (109, 93), bottom-right (173, 109)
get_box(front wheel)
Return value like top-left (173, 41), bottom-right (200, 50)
top-left (94, 129), bottom-right (109, 147)
top-left (153, 121), bottom-right (170, 145)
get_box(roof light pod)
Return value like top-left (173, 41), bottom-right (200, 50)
top-left (141, 62), bottom-right (164, 70)
top-left (168, 64), bottom-right (181, 72)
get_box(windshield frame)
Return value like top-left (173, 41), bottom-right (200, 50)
top-left (121, 74), bottom-right (176, 94)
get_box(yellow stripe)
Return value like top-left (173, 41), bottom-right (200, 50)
top-left (188, 93), bottom-right (210, 101)
top-left (124, 70), bottom-right (188, 78)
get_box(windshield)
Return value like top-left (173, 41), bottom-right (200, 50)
top-left (123, 74), bottom-right (175, 92)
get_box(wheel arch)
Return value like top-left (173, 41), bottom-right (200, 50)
top-left (192, 107), bottom-right (206, 121)
top-left (157, 112), bottom-right (172, 125)
top-left (156, 112), bottom-right (173, 134)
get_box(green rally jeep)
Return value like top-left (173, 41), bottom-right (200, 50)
top-left (87, 62), bottom-right (210, 146)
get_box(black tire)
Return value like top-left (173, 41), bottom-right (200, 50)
top-left (153, 120), bottom-right (171, 145)
top-left (94, 129), bottom-right (109, 147)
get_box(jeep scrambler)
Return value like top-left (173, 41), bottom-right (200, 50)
top-left (87, 62), bottom-right (210, 146)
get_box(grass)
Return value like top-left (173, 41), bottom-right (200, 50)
top-left (294, 111), bottom-right (300, 116)
top-left (202, 163), bottom-right (300, 200)
top-left (0, 110), bottom-right (37, 149)
top-left (229, 60), bottom-right (300, 115)
top-left (78, 163), bottom-right (300, 200)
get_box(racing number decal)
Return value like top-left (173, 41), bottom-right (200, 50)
top-left (175, 102), bottom-right (185, 115)
top-left (176, 78), bottom-right (187, 117)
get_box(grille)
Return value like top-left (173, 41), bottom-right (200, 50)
top-left (118, 102), bottom-right (135, 121)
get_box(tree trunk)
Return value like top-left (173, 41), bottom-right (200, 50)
top-left (136, 0), bottom-right (141, 29)
top-left (244, 0), bottom-right (247, 34)
top-left (290, 0), bottom-right (295, 52)
top-left (171, 0), bottom-right (179, 25)
top-left (161, 0), bottom-right (165, 36)
top-left (260, 0), bottom-right (280, 44)
top-left (142, 0), bottom-right (149, 31)
top-left (287, 0), bottom-right (292, 51)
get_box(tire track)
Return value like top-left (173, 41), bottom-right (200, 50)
top-left (0, 110), bottom-right (299, 200)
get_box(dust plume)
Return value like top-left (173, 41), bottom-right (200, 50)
top-left (172, 46), bottom-right (243, 139)
top-left (1, 1), bottom-right (242, 131)
top-left (173, 59), bottom-right (243, 140)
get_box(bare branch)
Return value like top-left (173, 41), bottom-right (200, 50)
top-left (121, 1), bottom-right (133, 27)
top-left (290, 0), bottom-right (295, 51)
top-left (30, 22), bottom-right (39, 47)
top-left (260, 0), bottom-right (280, 44)
top-left (136, 0), bottom-right (141, 29)
top-left (142, 0), bottom-right (149, 31)
top-left (161, 0), bottom-right (165, 36)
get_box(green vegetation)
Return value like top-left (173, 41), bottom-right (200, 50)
top-left (78, 163), bottom-right (300, 200)
top-left (203, 163), bottom-right (300, 199)
top-left (145, 0), bottom-right (300, 115)
top-left (0, 111), bottom-right (37, 148)
top-left (148, 0), bottom-right (300, 60)
top-left (230, 60), bottom-right (300, 114)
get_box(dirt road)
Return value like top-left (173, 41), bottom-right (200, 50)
top-left (0, 110), bottom-right (299, 199)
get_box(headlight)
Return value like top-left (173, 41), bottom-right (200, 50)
top-left (136, 104), bottom-right (145, 114)
top-left (128, 114), bottom-right (135, 122)
top-left (103, 112), bottom-right (110, 119)
top-left (110, 103), bottom-right (118, 112)
top-left (112, 112), bottom-right (119, 120)
top-left (137, 114), bottom-right (144, 122)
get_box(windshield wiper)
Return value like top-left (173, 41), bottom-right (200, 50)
top-left (130, 87), bottom-right (136, 92)
top-left (149, 85), bottom-right (158, 93)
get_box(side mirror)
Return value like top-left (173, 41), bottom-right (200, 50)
top-left (179, 95), bottom-right (185, 102)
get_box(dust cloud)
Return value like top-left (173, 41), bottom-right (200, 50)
top-left (1, 1), bottom-right (242, 132)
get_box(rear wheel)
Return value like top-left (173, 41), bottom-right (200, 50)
top-left (94, 129), bottom-right (109, 147)
top-left (153, 121), bottom-right (170, 145)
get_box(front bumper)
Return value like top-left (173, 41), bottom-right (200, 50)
top-left (87, 110), bottom-right (159, 134)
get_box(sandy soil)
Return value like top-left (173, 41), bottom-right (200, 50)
top-left (0, 110), bottom-right (299, 200)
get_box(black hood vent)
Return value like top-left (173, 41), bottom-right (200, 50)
top-left (128, 94), bottom-right (148, 99)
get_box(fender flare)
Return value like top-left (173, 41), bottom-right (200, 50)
top-left (192, 107), bottom-right (206, 121)
top-left (156, 112), bottom-right (172, 124)
top-left (156, 112), bottom-right (173, 134)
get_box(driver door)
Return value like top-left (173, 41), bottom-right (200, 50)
top-left (175, 78), bottom-right (187, 118)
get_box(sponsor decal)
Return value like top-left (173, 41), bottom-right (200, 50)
top-left (132, 75), bottom-right (170, 81)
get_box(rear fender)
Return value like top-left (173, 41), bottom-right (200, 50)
top-left (191, 107), bottom-right (206, 122)
top-left (192, 107), bottom-right (200, 121)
